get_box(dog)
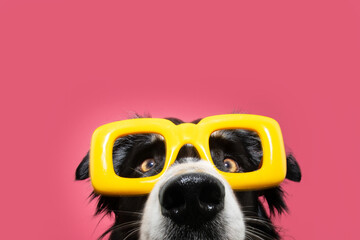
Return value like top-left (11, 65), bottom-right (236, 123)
top-left (76, 116), bottom-right (301, 240)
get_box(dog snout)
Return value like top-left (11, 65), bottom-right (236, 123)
top-left (159, 173), bottom-right (225, 226)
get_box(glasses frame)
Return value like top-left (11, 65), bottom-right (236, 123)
top-left (90, 114), bottom-right (287, 196)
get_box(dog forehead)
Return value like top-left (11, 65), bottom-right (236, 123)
top-left (160, 159), bottom-right (224, 183)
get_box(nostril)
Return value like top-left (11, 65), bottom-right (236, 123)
top-left (199, 182), bottom-right (223, 206)
top-left (199, 182), bottom-right (225, 210)
top-left (159, 173), bottom-right (225, 226)
top-left (161, 185), bottom-right (185, 211)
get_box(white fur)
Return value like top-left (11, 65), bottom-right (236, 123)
top-left (140, 159), bottom-right (246, 240)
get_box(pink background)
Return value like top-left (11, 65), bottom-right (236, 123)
top-left (1, 1), bottom-right (359, 239)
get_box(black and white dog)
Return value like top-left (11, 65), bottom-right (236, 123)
top-left (76, 117), bottom-right (301, 240)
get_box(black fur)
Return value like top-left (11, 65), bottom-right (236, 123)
top-left (75, 117), bottom-right (301, 240)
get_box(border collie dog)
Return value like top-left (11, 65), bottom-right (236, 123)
top-left (76, 117), bottom-right (301, 240)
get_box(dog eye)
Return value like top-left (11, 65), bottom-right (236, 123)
top-left (223, 158), bottom-right (239, 173)
top-left (140, 158), bottom-right (156, 172)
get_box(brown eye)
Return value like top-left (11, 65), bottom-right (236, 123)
top-left (140, 158), bottom-right (156, 173)
top-left (223, 158), bottom-right (239, 173)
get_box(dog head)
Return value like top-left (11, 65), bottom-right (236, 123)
top-left (76, 116), bottom-right (301, 240)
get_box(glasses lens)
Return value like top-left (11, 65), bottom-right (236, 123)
top-left (209, 129), bottom-right (262, 173)
top-left (112, 133), bottom-right (166, 178)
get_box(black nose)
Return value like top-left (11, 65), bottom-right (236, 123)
top-left (159, 173), bottom-right (225, 226)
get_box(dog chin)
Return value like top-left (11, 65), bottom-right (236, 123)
top-left (140, 159), bottom-right (246, 240)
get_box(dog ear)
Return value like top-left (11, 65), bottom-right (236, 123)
top-left (75, 151), bottom-right (90, 180)
top-left (285, 153), bottom-right (301, 182)
top-left (260, 153), bottom-right (301, 216)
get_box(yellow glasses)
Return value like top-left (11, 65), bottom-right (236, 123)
top-left (90, 114), bottom-right (286, 196)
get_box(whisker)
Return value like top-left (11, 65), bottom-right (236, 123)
top-left (112, 221), bottom-right (141, 231)
top-left (246, 226), bottom-right (274, 240)
top-left (111, 209), bottom-right (143, 216)
top-left (98, 220), bottom-right (141, 240)
top-left (246, 229), bottom-right (264, 240)
top-left (244, 217), bottom-right (273, 227)
top-left (123, 227), bottom-right (140, 240)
